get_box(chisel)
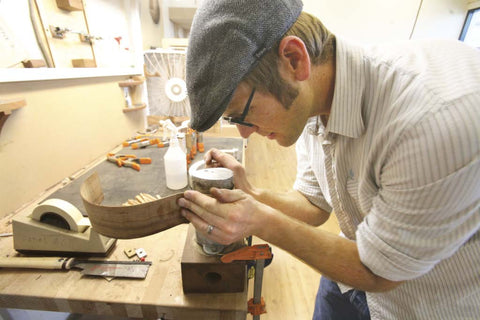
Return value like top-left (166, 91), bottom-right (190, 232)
top-left (0, 257), bottom-right (152, 279)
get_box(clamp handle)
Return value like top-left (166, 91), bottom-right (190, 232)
top-left (220, 244), bottom-right (272, 263)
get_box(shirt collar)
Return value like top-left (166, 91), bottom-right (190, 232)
top-left (325, 37), bottom-right (365, 139)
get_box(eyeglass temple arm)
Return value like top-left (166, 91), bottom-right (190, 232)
top-left (240, 87), bottom-right (256, 119)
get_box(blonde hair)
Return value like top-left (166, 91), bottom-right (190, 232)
top-left (243, 12), bottom-right (335, 108)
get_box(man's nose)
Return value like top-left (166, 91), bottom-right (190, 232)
top-left (236, 124), bottom-right (257, 138)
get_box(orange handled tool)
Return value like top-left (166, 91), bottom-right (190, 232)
top-left (197, 132), bottom-right (204, 153)
top-left (131, 138), bottom-right (160, 149)
top-left (122, 160), bottom-right (141, 171)
top-left (157, 141), bottom-right (170, 148)
top-left (129, 157), bottom-right (152, 164)
top-left (106, 155), bottom-right (123, 167)
top-left (122, 137), bottom-right (148, 147)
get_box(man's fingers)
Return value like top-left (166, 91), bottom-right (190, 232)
top-left (204, 148), bottom-right (223, 167)
top-left (210, 188), bottom-right (246, 203)
top-left (180, 208), bottom-right (229, 244)
top-left (178, 193), bottom-right (225, 225)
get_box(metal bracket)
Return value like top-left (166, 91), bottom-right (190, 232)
top-left (49, 25), bottom-right (70, 39)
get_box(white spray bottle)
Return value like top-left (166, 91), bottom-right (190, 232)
top-left (161, 119), bottom-right (188, 190)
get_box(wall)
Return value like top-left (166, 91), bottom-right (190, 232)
top-left (0, 77), bottom-right (146, 218)
top-left (0, 0), bottom-right (141, 70)
top-left (139, 1), bottom-right (164, 50)
top-left (411, 0), bottom-right (470, 40)
top-left (0, 0), bottom-right (147, 218)
top-left (303, 0), bottom-right (471, 43)
top-left (155, 0), bottom-right (474, 44)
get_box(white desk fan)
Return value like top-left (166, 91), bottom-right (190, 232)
top-left (144, 48), bottom-right (191, 117)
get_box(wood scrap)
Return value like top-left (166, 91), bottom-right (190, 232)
top-left (122, 193), bottom-right (161, 206)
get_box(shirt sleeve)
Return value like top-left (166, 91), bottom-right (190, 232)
top-left (293, 130), bottom-right (332, 213)
top-left (356, 101), bottom-right (480, 281)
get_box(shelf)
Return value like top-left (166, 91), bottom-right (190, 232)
top-left (0, 68), bottom-right (142, 83)
top-left (0, 98), bottom-right (26, 113)
top-left (0, 98), bottom-right (27, 135)
top-left (118, 76), bottom-right (145, 87)
top-left (123, 103), bottom-right (146, 113)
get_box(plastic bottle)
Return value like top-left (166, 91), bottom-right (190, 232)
top-left (162, 121), bottom-right (188, 190)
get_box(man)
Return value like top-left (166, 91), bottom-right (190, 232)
top-left (178, 0), bottom-right (480, 318)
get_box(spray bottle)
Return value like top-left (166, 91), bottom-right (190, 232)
top-left (160, 119), bottom-right (188, 190)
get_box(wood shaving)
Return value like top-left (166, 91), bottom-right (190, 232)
top-left (122, 193), bottom-right (161, 206)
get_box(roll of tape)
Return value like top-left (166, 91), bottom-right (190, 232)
top-left (31, 198), bottom-right (90, 232)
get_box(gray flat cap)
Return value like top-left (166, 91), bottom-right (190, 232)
top-left (186, 0), bottom-right (303, 132)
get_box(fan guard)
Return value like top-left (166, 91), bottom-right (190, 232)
top-left (144, 49), bottom-right (190, 117)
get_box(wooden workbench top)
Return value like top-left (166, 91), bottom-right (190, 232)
top-left (0, 211), bottom-right (247, 320)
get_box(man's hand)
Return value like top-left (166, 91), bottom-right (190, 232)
top-left (177, 188), bottom-right (268, 244)
top-left (204, 148), bottom-right (256, 194)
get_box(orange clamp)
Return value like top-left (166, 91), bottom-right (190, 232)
top-left (106, 155), bottom-right (123, 167)
top-left (130, 157), bottom-right (152, 164)
top-left (122, 161), bottom-right (141, 171)
top-left (248, 297), bottom-right (266, 316)
top-left (221, 244), bottom-right (272, 263)
top-left (197, 142), bottom-right (205, 153)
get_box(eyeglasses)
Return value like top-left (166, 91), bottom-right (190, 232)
top-left (222, 87), bottom-right (256, 127)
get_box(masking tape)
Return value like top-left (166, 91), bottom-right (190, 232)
top-left (31, 198), bottom-right (90, 232)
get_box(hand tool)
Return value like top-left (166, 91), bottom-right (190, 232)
top-left (157, 141), bottom-right (169, 148)
top-left (122, 137), bottom-right (147, 147)
top-left (197, 132), bottom-right (204, 153)
top-left (131, 138), bottom-right (160, 149)
top-left (122, 160), bottom-right (141, 171)
top-left (128, 157), bottom-right (152, 164)
top-left (106, 153), bottom-right (151, 171)
top-left (0, 256), bottom-right (151, 279)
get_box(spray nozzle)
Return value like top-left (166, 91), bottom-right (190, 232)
top-left (159, 119), bottom-right (178, 135)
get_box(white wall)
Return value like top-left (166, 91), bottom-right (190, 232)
top-left (0, 77), bottom-right (146, 218)
top-left (412, 0), bottom-right (470, 40)
top-left (0, 0), bottom-right (147, 217)
top-left (303, 0), bottom-right (420, 44)
top-left (300, 0), bottom-right (472, 44)
top-left (153, 0), bottom-right (474, 45)
top-left (139, 0), bottom-right (164, 50)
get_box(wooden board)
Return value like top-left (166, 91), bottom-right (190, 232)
top-left (181, 224), bottom-right (247, 294)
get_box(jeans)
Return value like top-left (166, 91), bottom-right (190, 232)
top-left (313, 276), bottom-right (370, 320)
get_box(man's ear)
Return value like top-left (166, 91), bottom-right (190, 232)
top-left (278, 36), bottom-right (310, 81)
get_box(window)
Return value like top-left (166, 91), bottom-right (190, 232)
top-left (459, 7), bottom-right (480, 49)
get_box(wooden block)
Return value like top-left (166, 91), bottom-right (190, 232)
top-left (72, 59), bottom-right (96, 68)
top-left (22, 60), bottom-right (46, 68)
top-left (56, 0), bottom-right (83, 11)
top-left (181, 224), bottom-right (247, 293)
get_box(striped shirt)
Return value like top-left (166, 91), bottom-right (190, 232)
top-left (294, 37), bottom-right (480, 319)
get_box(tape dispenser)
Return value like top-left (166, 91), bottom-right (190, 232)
top-left (12, 198), bottom-right (116, 256)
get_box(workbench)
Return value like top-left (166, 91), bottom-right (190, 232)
top-left (0, 136), bottom-right (249, 320)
